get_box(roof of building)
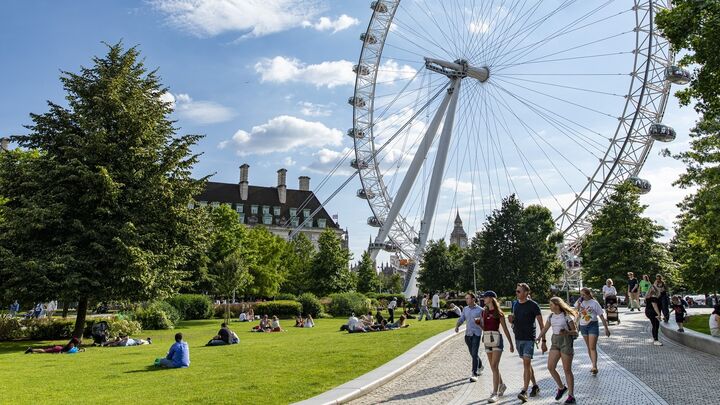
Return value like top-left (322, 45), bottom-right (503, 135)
top-left (197, 181), bottom-right (339, 229)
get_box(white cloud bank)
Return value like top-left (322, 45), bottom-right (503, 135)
top-left (161, 92), bottom-right (235, 124)
top-left (219, 115), bottom-right (342, 155)
top-left (302, 14), bottom-right (359, 33)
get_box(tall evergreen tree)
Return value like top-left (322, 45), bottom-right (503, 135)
top-left (356, 251), bottom-right (380, 293)
top-left (310, 228), bottom-right (353, 296)
top-left (0, 43), bottom-right (206, 337)
top-left (581, 182), bottom-right (674, 288)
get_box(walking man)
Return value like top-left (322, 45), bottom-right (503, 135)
top-left (9, 300), bottom-right (19, 318)
top-left (388, 297), bottom-right (397, 323)
top-left (627, 272), bottom-right (640, 311)
top-left (418, 294), bottom-right (431, 321)
top-left (510, 283), bottom-right (544, 403)
top-left (455, 292), bottom-right (484, 381)
top-left (432, 292), bottom-right (441, 320)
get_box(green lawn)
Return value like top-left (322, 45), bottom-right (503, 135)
top-left (684, 314), bottom-right (710, 335)
top-left (0, 317), bottom-right (455, 404)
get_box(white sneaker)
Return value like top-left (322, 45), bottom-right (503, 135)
top-left (498, 383), bottom-right (507, 396)
top-left (478, 364), bottom-right (485, 375)
top-left (653, 340), bottom-right (663, 346)
top-left (469, 375), bottom-right (478, 382)
top-left (488, 394), bottom-right (498, 403)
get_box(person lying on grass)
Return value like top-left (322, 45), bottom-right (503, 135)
top-left (103, 334), bottom-right (152, 347)
top-left (155, 333), bottom-right (190, 368)
top-left (388, 315), bottom-right (410, 329)
top-left (25, 337), bottom-right (83, 354)
top-left (207, 323), bottom-right (239, 346)
top-left (252, 315), bottom-right (272, 332)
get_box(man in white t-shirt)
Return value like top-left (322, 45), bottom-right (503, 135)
top-left (388, 297), bottom-right (397, 323)
top-left (418, 294), bottom-right (431, 321)
top-left (432, 293), bottom-right (441, 319)
top-left (347, 314), bottom-right (365, 332)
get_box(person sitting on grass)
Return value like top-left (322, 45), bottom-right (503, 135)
top-left (252, 315), bottom-right (272, 332)
top-left (294, 315), bottom-right (304, 327)
top-left (346, 313), bottom-right (367, 333)
top-left (372, 319), bottom-right (389, 331)
top-left (710, 304), bottom-right (720, 338)
top-left (239, 311), bottom-right (248, 322)
top-left (248, 308), bottom-right (255, 320)
top-left (403, 307), bottom-right (416, 319)
top-left (448, 303), bottom-right (463, 318)
top-left (25, 337), bottom-right (82, 354)
top-left (156, 333), bottom-right (190, 368)
top-left (304, 314), bottom-right (315, 328)
top-left (361, 311), bottom-right (374, 328)
top-left (270, 315), bottom-right (284, 332)
top-left (388, 315), bottom-right (410, 329)
top-left (207, 323), bottom-right (237, 346)
top-left (103, 334), bottom-right (152, 347)
top-left (375, 309), bottom-right (385, 325)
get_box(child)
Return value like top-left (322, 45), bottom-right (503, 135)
top-left (539, 297), bottom-right (578, 404)
top-left (670, 295), bottom-right (687, 332)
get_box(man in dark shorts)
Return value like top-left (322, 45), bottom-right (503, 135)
top-left (509, 283), bottom-right (544, 403)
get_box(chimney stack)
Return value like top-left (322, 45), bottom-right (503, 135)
top-left (0, 138), bottom-right (9, 152)
top-left (299, 176), bottom-right (310, 191)
top-left (239, 164), bottom-right (249, 201)
top-left (277, 168), bottom-right (287, 204)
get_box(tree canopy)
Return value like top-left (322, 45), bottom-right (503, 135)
top-left (309, 229), bottom-right (354, 296)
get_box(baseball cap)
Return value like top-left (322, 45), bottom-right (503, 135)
top-left (482, 290), bottom-right (497, 298)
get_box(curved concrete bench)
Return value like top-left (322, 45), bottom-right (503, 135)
top-left (660, 317), bottom-right (720, 357)
top-left (294, 326), bottom-right (463, 405)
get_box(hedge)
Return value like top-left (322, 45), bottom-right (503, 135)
top-left (132, 301), bottom-right (181, 330)
top-left (327, 292), bottom-right (372, 317)
top-left (365, 293), bottom-right (406, 307)
top-left (297, 293), bottom-right (323, 317)
top-left (166, 294), bottom-right (213, 320)
top-left (213, 303), bottom-right (247, 319)
top-left (253, 300), bottom-right (302, 319)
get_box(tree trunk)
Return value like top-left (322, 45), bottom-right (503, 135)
top-left (225, 300), bottom-right (230, 325)
top-left (61, 301), bottom-right (69, 319)
top-left (73, 297), bottom-right (89, 341)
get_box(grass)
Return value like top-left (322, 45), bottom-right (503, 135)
top-left (684, 314), bottom-right (710, 335)
top-left (0, 317), bottom-right (455, 404)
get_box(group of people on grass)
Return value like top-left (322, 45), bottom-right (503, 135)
top-left (344, 310), bottom-right (410, 333)
top-left (454, 284), bottom-right (611, 404)
top-left (293, 314), bottom-right (315, 328)
top-left (251, 314), bottom-right (284, 332)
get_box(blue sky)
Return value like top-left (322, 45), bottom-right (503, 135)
top-left (0, 0), bottom-right (698, 263)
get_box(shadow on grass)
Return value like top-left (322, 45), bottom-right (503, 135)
top-left (124, 364), bottom-right (172, 374)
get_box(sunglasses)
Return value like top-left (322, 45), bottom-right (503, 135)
top-left (515, 290), bottom-right (523, 293)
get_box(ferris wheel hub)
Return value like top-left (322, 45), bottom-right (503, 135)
top-left (424, 57), bottom-right (490, 83)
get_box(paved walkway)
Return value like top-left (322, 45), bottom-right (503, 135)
top-left (349, 308), bottom-right (718, 404)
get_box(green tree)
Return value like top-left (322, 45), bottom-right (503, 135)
top-left (310, 228), bottom-right (354, 296)
top-left (379, 272), bottom-right (404, 294)
top-left (417, 240), bottom-right (457, 293)
top-left (581, 182), bottom-right (674, 289)
top-left (211, 249), bottom-right (251, 323)
top-left (280, 233), bottom-right (315, 295)
top-left (244, 226), bottom-right (287, 297)
top-left (0, 43), bottom-right (206, 337)
top-left (356, 251), bottom-right (381, 293)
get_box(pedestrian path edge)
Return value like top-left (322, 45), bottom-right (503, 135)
top-left (293, 326), bottom-right (464, 405)
top-left (660, 316), bottom-right (720, 357)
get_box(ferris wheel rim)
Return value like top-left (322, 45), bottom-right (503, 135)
top-left (351, 0), bottom-right (676, 261)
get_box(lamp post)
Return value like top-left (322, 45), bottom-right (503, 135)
top-left (472, 262), bottom-right (477, 294)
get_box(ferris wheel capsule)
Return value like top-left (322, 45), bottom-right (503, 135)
top-left (383, 242), bottom-right (400, 252)
top-left (348, 96), bottom-right (366, 108)
top-left (665, 66), bottom-right (691, 85)
top-left (368, 241), bottom-right (386, 250)
top-left (347, 128), bottom-right (365, 139)
top-left (371, 1), bottom-right (389, 13)
top-left (367, 216), bottom-right (382, 227)
top-left (648, 123), bottom-right (676, 142)
top-left (353, 64), bottom-right (371, 76)
top-left (360, 33), bottom-right (378, 44)
top-left (628, 176), bottom-right (652, 194)
top-left (351, 159), bottom-right (369, 170)
top-left (357, 188), bottom-right (375, 199)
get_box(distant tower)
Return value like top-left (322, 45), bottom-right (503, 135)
top-left (449, 211), bottom-right (468, 248)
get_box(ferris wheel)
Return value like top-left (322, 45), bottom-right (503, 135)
top-left (349, 0), bottom-right (690, 297)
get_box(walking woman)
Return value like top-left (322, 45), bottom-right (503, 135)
top-left (481, 291), bottom-right (514, 403)
top-left (574, 288), bottom-right (610, 375)
top-left (539, 297), bottom-right (578, 404)
top-left (644, 285), bottom-right (663, 345)
top-left (654, 275), bottom-right (670, 323)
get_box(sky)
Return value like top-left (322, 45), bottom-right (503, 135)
top-left (0, 0), bottom-right (699, 264)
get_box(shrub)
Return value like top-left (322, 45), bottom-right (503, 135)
top-left (0, 317), bottom-right (23, 341)
top-left (366, 293), bottom-right (406, 307)
top-left (297, 293), bottom-right (323, 317)
top-left (275, 293), bottom-right (297, 301)
top-left (166, 294), bottom-right (213, 320)
top-left (213, 303), bottom-right (247, 319)
top-left (327, 292), bottom-right (371, 317)
top-left (254, 300), bottom-right (302, 319)
top-left (132, 301), bottom-right (181, 330)
top-left (84, 317), bottom-right (143, 339)
top-left (26, 319), bottom-right (75, 340)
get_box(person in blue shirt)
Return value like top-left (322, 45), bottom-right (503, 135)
top-left (157, 333), bottom-right (190, 368)
top-left (9, 300), bottom-right (20, 318)
top-left (455, 292), bottom-right (485, 382)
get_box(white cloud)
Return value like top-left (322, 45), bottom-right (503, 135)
top-left (167, 93), bottom-right (235, 124)
top-left (377, 60), bottom-right (418, 83)
top-left (150, 0), bottom-right (321, 39)
top-left (282, 156), bottom-right (296, 166)
top-left (220, 115), bottom-right (342, 155)
top-left (254, 56), bottom-right (355, 88)
top-left (640, 164), bottom-right (694, 240)
top-left (302, 14), bottom-right (359, 33)
top-left (469, 21), bottom-right (490, 34)
top-left (442, 178), bottom-right (474, 194)
top-left (303, 147), bottom-right (356, 176)
top-left (298, 101), bottom-right (333, 117)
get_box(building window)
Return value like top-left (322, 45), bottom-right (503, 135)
top-left (303, 209), bottom-right (311, 218)
top-left (239, 213), bottom-right (245, 223)
top-left (289, 208), bottom-right (297, 217)
top-left (318, 219), bottom-right (326, 229)
top-left (273, 206), bottom-right (281, 216)
top-left (263, 214), bottom-right (272, 225)
top-left (251, 205), bottom-right (258, 215)
top-left (211, 202), bottom-right (220, 208)
top-left (236, 204), bottom-right (243, 213)
top-left (262, 205), bottom-right (270, 215)
top-left (291, 217), bottom-right (299, 227)
top-left (304, 217), bottom-right (313, 228)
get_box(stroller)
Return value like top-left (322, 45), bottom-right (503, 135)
top-left (605, 295), bottom-right (620, 324)
top-left (91, 320), bottom-right (110, 346)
